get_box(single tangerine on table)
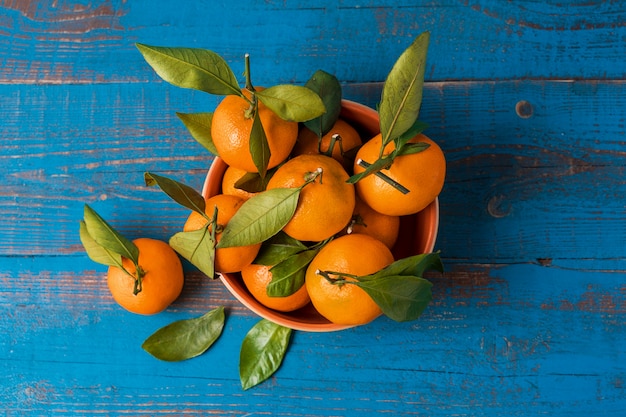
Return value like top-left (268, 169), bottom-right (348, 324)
top-left (340, 195), bottom-right (400, 250)
top-left (211, 88), bottom-right (298, 173)
top-left (266, 153), bottom-right (355, 242)
top-left (107, 238), bottom-right (184, 315)
top-left (305, 234), bottom-right (394, 326)
top-left (291, 118), bottom-right (362, 170)
top-left (184, 193), bottom-right (261, 274)
top-left (353, 133), bottom-right (446, 216)
top-left (241, 263), bottom-right (311, 312)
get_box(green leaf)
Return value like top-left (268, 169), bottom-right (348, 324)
top-left (256, 84), bottom-right (326, 122)
top-left (234, 171), bottom-right (272, 194)
top-left (142, 307), bottom-right (225, 362)
top-left (79, 220), bottom-right (124, 269)
top-left (82, 204), bottom-right (139, 265)
top-left (176, 112), bottom-right (219, 155)
top-left (217, 188), bottom-right (300, 248)
top-left (254, 232), bottom-right (308, 266)
top-left (303, 70), bottom-right (342, 136)
top-left (239, 319), bottom-right (292, 390)
top-left (144, 172), bottom-right (206, 215)
top-left (394, 119), bottom-right (429, 151)
top-left (395, 141), bottom-right (430, 157)
top-left (266, 248), bottom-right (320, 297)
top-left (169, 227), bottom-right (216, 279)
top-left (378, 31), bottom-right (430, 146)
top-left (346, 155), bottom-right (392, 184)
top-left (250, 106), bottom-right (271, 178)
top-left (355, 275), bottom-right (433, 322)
top-left (136, 44), bottom-right (241, 96)
top-left (363, 252), bottom-right (444, 282)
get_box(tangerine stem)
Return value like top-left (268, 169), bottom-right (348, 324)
top-left (357, 159), bottom-right (410, 195)
top-left (133, 264), bottom-right (146, 295)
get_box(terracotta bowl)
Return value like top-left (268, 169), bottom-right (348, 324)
top-left (202, 100), bottom-right (439, 332)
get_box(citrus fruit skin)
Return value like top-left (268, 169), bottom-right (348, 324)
top-left (241, 264), bottom-right (311, 312)
top-left (221, 165), bottom-right (258, 201)
top-left (211, 90), bottom-right (298, 173)
top-left (354, 133), bottom-right (446, 216)
top-left (266, 154), bottom-right (355, 242)
top-left (292, 118), bottom-right (362, 170)
top-left (184, 194), bottom-right (261, 274)
top-left (341, 196), bottom-right (400, 250)
top-left (305, 234), bottom-right (394, 325)
top-left (107, 238), bottom-right (184, 315)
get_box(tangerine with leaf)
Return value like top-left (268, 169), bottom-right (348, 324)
top-left (266, 154), bottom-right (355, 242)
top-left (353, 133), bottom-right (445, 216)
top-left (184, 193), bottom-right (261, 274)
top-left (305, 234), bottom-right (394, 325)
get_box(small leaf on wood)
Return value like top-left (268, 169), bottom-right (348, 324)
top-left (217, 188), bottom-right (300, 248)
top-left (378, 32), bottom-right (430, 145)
top-left (355, 276), bottom-right (433, 322)
top-left (142, 307), bottom-right (225, 362)
top-left (303, 70), bottom-right (342, 136)
top-left (239, 319), bottom-right (292, 390)
top-left (82, 204), bottom-right (139, 265)
top-left (136, 44), bottom-right (241, 96)
top-left (176, 112), bottom-right (219, 155)
top-left (144, 172), bottom-right (206, 215)
top-left (256, 85), bottom-right (326, 122)
top-left (79, 220), bottom-right (124, 269)
top-left (169, 227), bottom-right (216, 279)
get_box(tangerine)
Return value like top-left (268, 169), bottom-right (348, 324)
top-left (183, 194), bottom-right (261, 274)
top-left (341, 196), bottom-right (400, 249)
top-left (266, 154), bottom-right (355, 242)
top-left (305, 234), bottom-right (394, 325)
top-left (221, 164), bottom-right (258, 201)
top-left (291, 118), bottom-right (362, 170)
top-left (211, 88), bottom-right (298, 173)
top-left (353, 133), bottom-right (446, 216)
top-left (107, 238), bottom-right (184, 315)
top-left (241, 263), bottom-right (310, 312)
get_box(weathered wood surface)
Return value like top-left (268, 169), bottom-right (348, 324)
top-left (1, 1), bottom-right (625, 415)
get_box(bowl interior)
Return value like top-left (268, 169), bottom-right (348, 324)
top-left (202, 100), bottom-right (439, 332)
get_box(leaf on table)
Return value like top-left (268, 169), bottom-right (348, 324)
top-left (142, 307), bottom-right (226, 362)
top-left (303, 69), bottom-right (342, 136)
top-left (355, 275), bottom-right (433, 322)
top-left (169, 227), bottom-right (216, 279)
top-left (136, 44), bottom-right (241, 96)
top-left (378, 31), bottom-right (429, 146)
top-left (79, 220), bottom-right (124, 269)
top-left (176, 112), bottom-right (219, 155)
top-left (256, 84), bottom-right (326, 122)
top-left (239, 319), bottom-right (292, 390)
top-left (217, 188), bottom-right (300, 248)
top-left (144, 172), bottom-right (206, 215)
top-left (82, 204), bottom-right (139, 265)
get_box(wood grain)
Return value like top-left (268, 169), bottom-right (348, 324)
top-left (1, 0), bottom-right (625, 415)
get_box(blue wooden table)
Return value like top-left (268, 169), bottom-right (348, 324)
top-left (2, 1), bottom-right (625, 415)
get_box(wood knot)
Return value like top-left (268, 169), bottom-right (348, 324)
top-left (487, 195), bottom-right (511, 218)
top-left (515, 100), bottom-right (533, 118)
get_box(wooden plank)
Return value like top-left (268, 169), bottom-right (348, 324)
top-left (1, 257), bottom-right (624, 415)
top-left (1, 1), bottom-right (626, 84)
top-left (2, 80), bottom-right (625, 270)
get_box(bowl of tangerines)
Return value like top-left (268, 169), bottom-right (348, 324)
top-left (79, 31), bottom-right (445, 388)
